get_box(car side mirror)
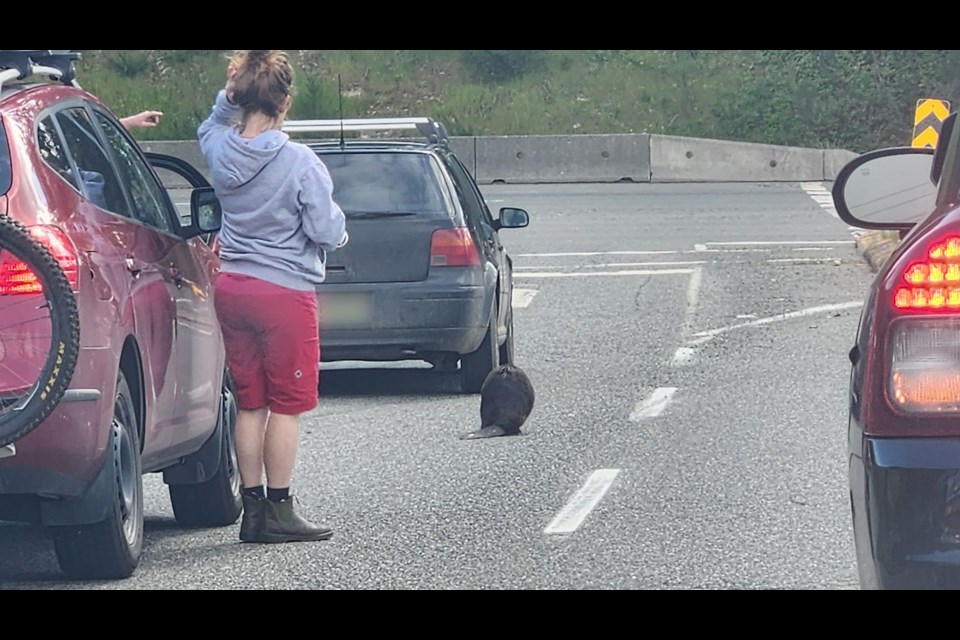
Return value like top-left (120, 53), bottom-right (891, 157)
top-left (931, 112), bottom-right (957, 185)
top-left (496, 207), bottom-right (529, 230)
top-left (181, 187), bottom-right (222, 239)
top-left (831, 147), bottom-right (937, 231)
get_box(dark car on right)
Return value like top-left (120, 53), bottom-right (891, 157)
top-left (833, 110), bottom-right (960, 589)
top-left (283, 117), bottom-right (530, 393)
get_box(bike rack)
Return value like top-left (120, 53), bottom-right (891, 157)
top-left (0, 50), bottom-right (81, 93)
top-left (283, 116), bottom-right (450, 147)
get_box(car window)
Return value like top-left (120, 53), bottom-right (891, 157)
top-left (151, 166), bottom-right (194, 227)
top-left (319, 151), bottom-right (450, 218)
top-left (93, 111), bottom-right (177, 234)
top-left (36, 116), bottom-right (80, 193)
top-left (443, 153), bottom-right (490, 225)
top-left (0, 119), bottom-right (10, 195)
top-left (55, 107), bottom-right (131, 216)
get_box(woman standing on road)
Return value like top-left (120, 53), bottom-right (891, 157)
top-left (198, 50), bottom-right (347, 544)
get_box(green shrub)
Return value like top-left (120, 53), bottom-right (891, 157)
top-left (104, 51), bottom-right (151, 78)
top-left (459, 50), bottom-right (547, 84)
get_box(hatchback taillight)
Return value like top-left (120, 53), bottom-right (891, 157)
top-left (429, 228), bottom-right (480, 267)
top-left (0, 225), bottom-right (79, 295)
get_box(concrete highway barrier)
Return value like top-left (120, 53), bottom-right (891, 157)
top-left (648, 135), bottom-right (856, 183)
top-left (142, 134), bottom-right (859, 188)
top-left (473, 134), bottom-right (651, 184)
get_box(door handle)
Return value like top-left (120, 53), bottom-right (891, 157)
top-left (166, 264), bottom-right (184, 288)
top-left (125, 258), bottom-right (143, 276)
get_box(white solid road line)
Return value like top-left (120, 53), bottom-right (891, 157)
top-left (692, 301), bottom-right (863, 340)
top-left (517, 244), bottom-right (848, 259)
top-left (544, 469), bottom-right (622, 535)
top-left (513, 261), bottom-right (707, 271)
top-left (629, 387), bottom-right (679, 421)
top-left (705, 240), bottom-right (852, 246)
top-left (669, 268), bottom-right (703, 367)
top-left (516, 269), bottom-right (696, 279)
top-left (682, 267), bottom-right (703, 334)
top-left (767, 257), bottom-right (839, 264)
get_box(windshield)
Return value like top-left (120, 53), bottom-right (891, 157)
top-left (0, 119), bottom-right (10, 195)
top-left (319, 151), bottom-right (450, 218)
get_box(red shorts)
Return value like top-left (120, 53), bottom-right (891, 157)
top-left (214, 273), bottom-right (320, 415)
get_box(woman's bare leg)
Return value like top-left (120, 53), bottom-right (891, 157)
top-left (236, 408), bottom-right (269, 489)
top-left (264, 411), bottom-right (300, 490)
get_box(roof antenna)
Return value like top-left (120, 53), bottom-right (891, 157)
top-left (338, 73), bottom-right (345, 151)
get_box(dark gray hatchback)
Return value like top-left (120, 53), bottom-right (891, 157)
top-left (284, 118), bottom-right (530, 393)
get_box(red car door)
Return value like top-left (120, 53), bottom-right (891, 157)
top-left (51, 105), bottom-right (188, 457)
top-left (91, 110), bottom-right (223, 450)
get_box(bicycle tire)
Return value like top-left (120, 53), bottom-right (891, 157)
top-left (0, 215), bottom-right (80, 447)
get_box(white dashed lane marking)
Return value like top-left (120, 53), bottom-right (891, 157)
top-left (629, 387), bottom-right (679, 421)
top-left (544, 469), bottom-right (622, 535)
top-left (512, 288), bottom-right (539, 309)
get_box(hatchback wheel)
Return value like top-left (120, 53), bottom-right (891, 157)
top-left (461, 309), bottom-right (499, 394)
top-left (168, 374), bottom-right (242, 527)
top-left (52, 370), bottom-right (143, 580)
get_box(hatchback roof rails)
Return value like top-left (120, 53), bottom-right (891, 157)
top-left (283, 117), bottom-right (450, 146)
top-left (0, 50), bottom-right (81, 93)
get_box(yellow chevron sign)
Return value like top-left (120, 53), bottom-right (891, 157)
top-left (914, 99), bottom-right (951, 148)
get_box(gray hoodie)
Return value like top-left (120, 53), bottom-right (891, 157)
top-left (198, 90), bottom-right (346, 292)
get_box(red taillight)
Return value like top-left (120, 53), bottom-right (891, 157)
top-left (430, 228), bottom-right (480, 268)
top-left (888, 319), bottom-right (960, 414)
top-left (0, 225), bottom-right (79, 296)
top-left (894, 236), bottom-right (960, 311)
top-left (857, 229), bottom-right (960, 435)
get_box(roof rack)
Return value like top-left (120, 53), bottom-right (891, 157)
top-left (0, 50), bottom-right (81, 93)
top-left (283, 117), bottom-right (450, 146)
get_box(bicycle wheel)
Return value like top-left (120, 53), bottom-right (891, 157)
top-left (0, 215), bottom-right (80, 447)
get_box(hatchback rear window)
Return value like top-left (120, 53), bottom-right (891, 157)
top-left (319, 151), bottom-right (450, 218)
top-left (0, 119), bottom-right (10, 195)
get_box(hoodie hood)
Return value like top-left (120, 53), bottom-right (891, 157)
top-left (215, 129), bottom-right (289, 190)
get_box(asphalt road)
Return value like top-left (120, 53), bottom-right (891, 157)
top-left (0, 181), bottom-right (875, 590)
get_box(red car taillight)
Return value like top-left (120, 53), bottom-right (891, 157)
top-left (429, 228), bottom-right (480, 268)
top-left (894, 236), bottom-right (960, 311)
top-left (862, 230), bottom-right (960, 433)
top-left (888, 318), bottom-right (960, 414)
top-left (0, 225), bottom-right (79, 295)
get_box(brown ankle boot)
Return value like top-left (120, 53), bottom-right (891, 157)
top-left (260, 496), bottom-right (333, 543)
top-left (239, 494), bottom-right (266, 543)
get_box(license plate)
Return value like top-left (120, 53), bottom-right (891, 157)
top-left (319, 293), bottom-right (373, 327)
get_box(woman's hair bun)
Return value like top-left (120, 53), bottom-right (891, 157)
top-left (246, 50), bottom-right (272, 64)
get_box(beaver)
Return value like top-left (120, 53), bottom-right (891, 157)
top-left (461, 364), bottom-right (535, 440)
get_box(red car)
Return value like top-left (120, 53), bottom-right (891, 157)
top-left (834, 108), bottom-right (960, 588)
top-left (0, 51), bottom-right (239, 580)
